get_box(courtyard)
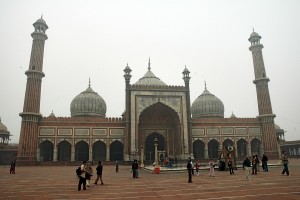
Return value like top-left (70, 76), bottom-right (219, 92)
top-left (0, 159), bottom-right (299, 200)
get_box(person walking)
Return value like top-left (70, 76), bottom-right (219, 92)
top-left (243, 156), bottom-right (251, 181)
top-left (78, 161), bottom-right (87, 191)
top-left (251, 155), bottom-right (257, 175)
top-left (132, 160), bottom-right (139, 178)
top-left (190, 159), bottom-right (194, 175)
top-left (116, 161), bottom-right (119, 172)
top-left (255, 155), bottom-right (260, 172)
top-left (228, 158), bottom-right (234, 175)
top-left (195, 161), bottom-right (200, 176)
top-left (261, 154), bottom-right (268, 172)
top-left (281, 151), bottom-right (289, 176)
top-left (208, 159), bottom-right (215, 177)
top-left (94, 161), bottom-right (104, 185)
top-left (10, 160), bottom-right (16, 174)
top-left (187, 158), bottom-right (192, 183)
top-left (85, 163), bottom-right (93, 187)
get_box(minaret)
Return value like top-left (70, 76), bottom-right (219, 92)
top-left (123, 63), bottom-right (132, 161)
top-left (248, 31), bottom-right (278, 158)
top-left (182, 66), bottom-right (192, 158)
top-left (17, 17), bottom-right (48, 165)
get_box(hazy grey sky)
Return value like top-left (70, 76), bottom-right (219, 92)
top-left (1, 0), bottom-right (299, 143)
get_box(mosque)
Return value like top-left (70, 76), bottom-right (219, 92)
top-left (13, 17), bottom-right (287, 165)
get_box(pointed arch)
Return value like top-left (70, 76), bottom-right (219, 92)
top-left (93, 140), bottom-right (106, 162)
top-left (40, 140), bottom-right (53, 161)
top-left (193, 140), bottom-right (205, 160)
top-left (57, 140), bottom-right (71, 161)
top-left (110, 140), bottom-right (123, 161)
top-left (251, 138), bottom-right (261, 156)
top-left (208, 139), bottom-right (219, 159)
top-left (145, 132), bottom-right (165, 161)
top-left (75, 141), bottom-right (89, 161)
top-left (139, 102), bottom-right (181, 159)
top-left (222, 139), bottom-right (234, 149)
top-left (237, 139), bottom-right (248, 158)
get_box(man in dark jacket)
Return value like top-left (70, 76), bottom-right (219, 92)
top-left (261, 154), bottom-right (268, 172)
top-left (243, 156), bottom-right (251, 181)
top-left (187, 158), bottom-right (192, 183)
top-left (94, 161), bottom-right (104, 185)
top-left (132, 160), bottom-right (139, 178)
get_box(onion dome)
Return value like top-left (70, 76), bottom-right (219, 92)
top-left (70, 80), bottom-right (106, 117)
top-left (134, 58), bottom-right (167, 86)
top-left (191, 83), bottom-right (224, 118)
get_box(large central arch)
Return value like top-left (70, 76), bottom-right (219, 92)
top-left (138, 102), bottom-right (181, 162)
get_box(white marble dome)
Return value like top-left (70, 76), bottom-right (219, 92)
top-left (70, 85), bottom-right (106, 117)
top-left (191, 87), bottom-right (224, 118)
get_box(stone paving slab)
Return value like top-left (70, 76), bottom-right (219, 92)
top-left (0, 159), bottom-right (300, 200)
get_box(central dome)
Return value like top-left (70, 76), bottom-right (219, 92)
top-left (134, 59), bottom-right (167, 86)
top-left (70, 84), bottom-right (106, 117)
top-left (191, 86), bottom-right (224, 118)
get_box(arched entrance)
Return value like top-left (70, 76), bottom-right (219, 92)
top-left (75, 141), bottom-right (89, 161)
top-left (138, 102), bottom-right (181, 162)
top-left (208, 139), bottom-right (219, 159)
top-left (93, 141), bottom-right (106, 162)
top-left (40, 140), bottom-right (53, 161)
top-left (145, 132), bottom-right (165, 162)
top-left (57, 140), bottom-right (71, 161)
top-left (193, 140), bottom-right (205, 160)
top-left (110, 141), bottom-right (124, 161)
top-left (251, 138), bottom-right (261, 156)
top-left (237, 139), bottom-right (248, 158)
top-left (223, 139), bottom-right (234, 149)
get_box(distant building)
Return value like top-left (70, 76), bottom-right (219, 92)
top-left (0, 118), bottom-right (17, 165)
top-left (16, 17), bottom-right (288, 165)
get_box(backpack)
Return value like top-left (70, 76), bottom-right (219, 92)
top-left (76, 166), bottom-right (82, 176)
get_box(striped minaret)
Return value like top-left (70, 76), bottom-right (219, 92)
top-left (249, 31), bottom-right (278, 158)
top-left (17, 17), bottom-right (48, 165)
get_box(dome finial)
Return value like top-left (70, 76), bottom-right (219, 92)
top-left (252, 26), bottom-right (254, 32)
top-left (89, 77), bottom-right (91, 87)
top-left (41, 13), bottom-right (43, 19)
top-left (204, 80), bottom-right (207, 90)
top-left (148, 57), bottom-right (151, 71)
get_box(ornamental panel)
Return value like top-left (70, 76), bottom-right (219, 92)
top-left (249, 127), bottom-right (261, 134)
top-left (236, 128), bottom-right (247, 135)
top-left (75, 128), bottom-right (89, 136)
top-left (110, 129), bottom-right (124, 136)
top-left (221, 127), bottom-right (233, 135)
top-left (207, 127), bottom-right (219, 135)
top-left (93, 129), bottom-right (107, 136)
top-left (192, 129), bottom-right (205, 136)
top-left (40, 128), bottom-right (55, 136)
top-left (58, 128), bottom-right (72, 136)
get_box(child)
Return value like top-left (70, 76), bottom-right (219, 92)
top-left (209, 159), bottom-right (215, 177)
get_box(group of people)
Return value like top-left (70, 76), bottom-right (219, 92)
top-left (187, 158), bottom-right (216, 183)
top-left (77, 160), bottom-right (104, 191)
top-left (77, 159), bottom-right (140, 191)
top-left (186, 151), bottom-right (290, 183)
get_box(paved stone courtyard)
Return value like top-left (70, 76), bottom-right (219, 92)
top-left (0, 159), bottom-right (300, 200)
